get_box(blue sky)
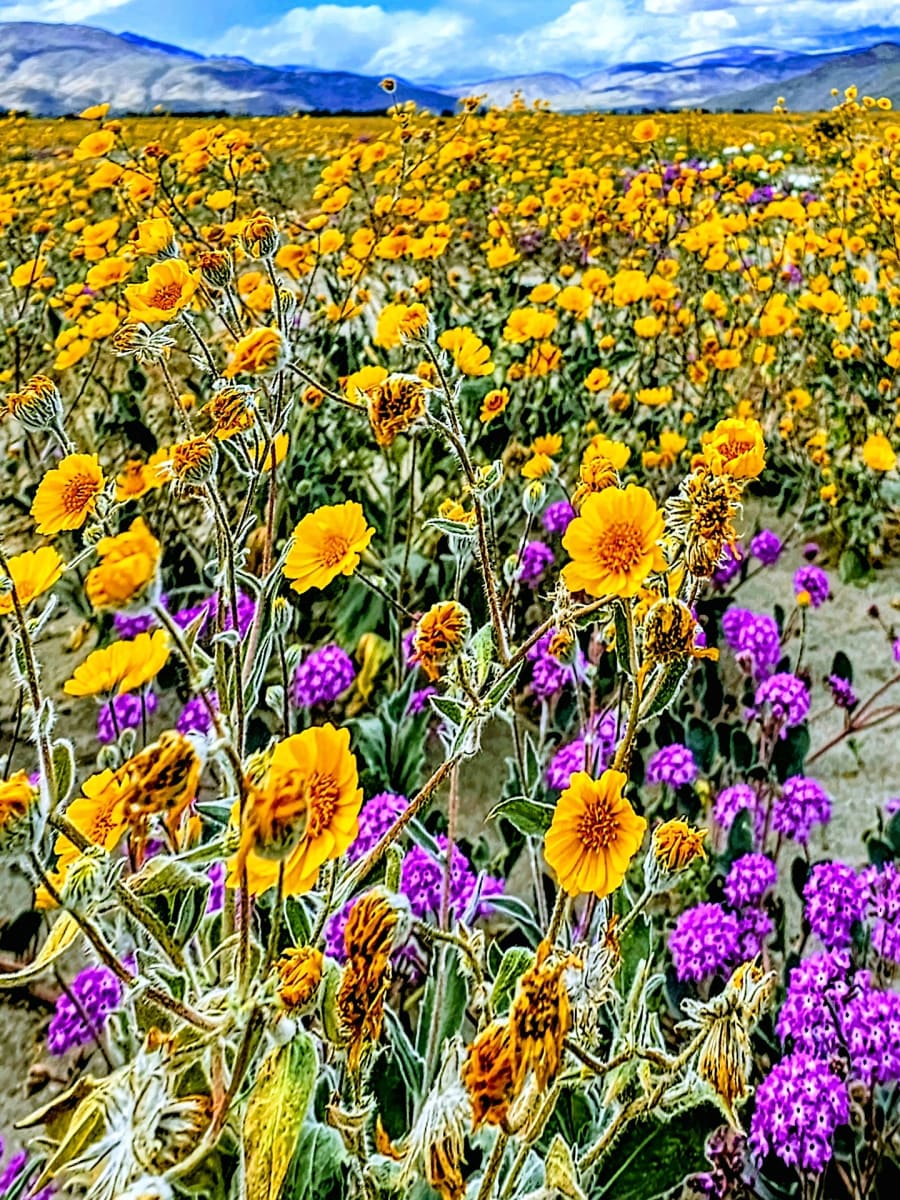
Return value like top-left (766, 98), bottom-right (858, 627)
top-left (5, 0), bottom-right (900, 81)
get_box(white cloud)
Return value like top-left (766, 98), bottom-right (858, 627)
top-left (208, 4), bottom-right (471, 78)
top-left (203, 0), bottom-right (900, 81)
top-left (0, 0), bottom-right (130, 19)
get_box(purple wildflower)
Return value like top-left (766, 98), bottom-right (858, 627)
top-left (776, 950), bottom-right (851, 1057)
top-left (409, 686), bottom-right (438, 714)
top-left (753, 672), bottom-right (810, 734)
top-left (177, 692), bottom-right (218, 735)
top-left (113, 602), bottom-right (161, 639)
top-left (47, 964), bottom-right (122, 1056)
top-left (721, 607), bottom-right (781, 678)
top-left (749, 530), bottom-right (783, 566)
top-left (293, 644), bottom-right (356, 708)
top-left (827, 674), bottom-right (857, 709)
top-left (518, 539), bottom-right (554, 586)
top-left (546, 713), bottom-right (619, 790)
top-left (346, 792), bottom-right (407, 863)
top-left (773, 775), bottom-right (831, 844)
top-left (864, 863), bottom-right (900, 964)
top-left (724, 853), bottom-right (777, 909)
top-left (793, 564), bottom-right (829, 608)
top-left (207, 861), bottom-right (225, 914)
top-left (541, 500), bottom-right (575, 535)
top-left (713, 783), bottom-right (763, 839)
top-left (736, 907), bottom-right (773, 959)
top-left (749, 1052), bottom-right (848, 1173)
top-left (803, 861), bottom-right (865, 950)
top-left (97, 690), bottom-right (158, 744)
top-left (645, 743), bottom-right (698, 788)
top-left (713, 544), bottom-right (742, 587)
top-left (669, 902), bottom-right (741, 982)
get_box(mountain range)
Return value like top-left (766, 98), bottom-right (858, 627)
top-left (0, 22), bottom-right (898, 116)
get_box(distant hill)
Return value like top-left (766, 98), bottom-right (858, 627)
top-left (0, 21), bottom-right (453, 116)
top-left (0, 22), bottom-right (897, 116)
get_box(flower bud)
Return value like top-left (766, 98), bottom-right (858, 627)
top-left (170, 437), bottom-right (219, 485)
top-left (5, 374), bottom-right (63, 432)
top-left (198, 249), bottom-right (233, 289)
top-left (240, 211), bottom-right (279, 259)
top-left (522, 478), bottom-right (546, 515)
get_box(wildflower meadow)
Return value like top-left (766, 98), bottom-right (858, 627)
top-left (2, 88), bottom-right (900, 1200)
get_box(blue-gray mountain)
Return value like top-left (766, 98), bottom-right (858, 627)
top-left (0, 23), bottom-right (898, 116)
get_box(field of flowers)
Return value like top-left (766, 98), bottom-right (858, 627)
top-left (1, 88), bottom-right (900, 1200)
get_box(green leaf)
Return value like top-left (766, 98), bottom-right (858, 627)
top-left (470, 623), bottom-right (496, 688)
top-left (282, 1122), bottom-right (347, 1200)
top-left (487, 795), bottom-right (554, 836)
top-left (490, 947), bottom-right (533, 1015)
top-left (429, 695), bottom-right (468, 727)
top-left (613, 603), bottom-right (632, 677)
top-left (51, 738), bottom-right (75, 807)
top-left (416, 947), bottom-right (467, 1059)
top-left (642, 656), bottom-right (690, 719)
top-left (0, 912), bottom-right (81, 989)
top-left (482, 660), bottom-right (523, 712)
top-left (839, 547), bottom-right (872, 586)
top-left (685, 717), bottom-right (715, 774)
top-left (244, 1031), bottom-right (318, 1200)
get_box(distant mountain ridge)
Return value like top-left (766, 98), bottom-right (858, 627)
top-left (0, 22), bottom-right (452, 116)
top-left (0, 22), bottom-right (897, 115)
top-left (452, 43), bottom-right (900, 111)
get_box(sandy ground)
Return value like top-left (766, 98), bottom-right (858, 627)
top-left (2, 539), bottom-right (900, 1155)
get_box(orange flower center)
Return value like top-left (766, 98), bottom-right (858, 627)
top-left (718, 439), bottom-right (752, 461)
top-left (320, 533), bottom-right (350, 568)
top-left (61, 473), bottom-right (99, 515)
top-left (306, 771), bottom-right (340, 838)
top-left (595, 521), bottom-right (643, 574)
top-left (151, 282), bottom-right (184, 310)
top-left (577, 797), bottom-right (620, 850)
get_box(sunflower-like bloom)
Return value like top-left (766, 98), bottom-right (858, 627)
top-left (223, 327), bottom-right (285, 377)
top-left (282, 501), bottom-right (374, 595)
top-left (0, 771), bottom-right (40, 856)
top-left (64, 629), bottom-right (170, 697)
top-left (367, 374), bottom-right (428, 447)
top-left (232, 723), bottom-right (363, 896)
top-left (561, 484), bottom-right (666, 599)
top-left (862, 432), bottom-right (897, 472)
top-left (31, 453), bottom-right (105, 537)
top-left (0, 546), bottom-right (64, 617)
top-left (374, 301), bottom-right (429, 349)
top-left (509, 940), bottom-right (578, 1091)
top-left (114, 453), bottom-right (168, 502)
top-left (124, 259), bottom-right (199, 322)
top-left (462, 1020), bottom-right (517, 1128)
top-left (337, 891), bottom-right (398, 1071)
top-left (699, 417), bottom-right (766, 480)
top-left (437, 326), bottom-right (494, 377)
top-left (132, 216), bottom-right (177, 258)
top-left (277, 945), bottom-right (324, 1009)
top-left (411, 601), bottom-right (469, 681)
top-left (85, 517), bottom-right (160, 611)
top-left (544, 770), bottom-right (647, 897)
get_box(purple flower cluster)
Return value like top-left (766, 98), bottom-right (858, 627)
top-left (827, 674), bottom-right (857, 709)
top-left (177, 692), bottom-right (218, 735)
top-left (749, 529), bottom-right (783, 566)
top-left (669, 902), bottom-right (742, 982)
top-left (173, 590), bottom-right (256, 639)
top-left (0, 1139), bottom-right (53, 1200)
top-left (713, 783), bottom-right (763, 840)
top-left (749, 1052), bottom-right (849, 1173)
top-left (793, 564), bottom-right (830, 608)
top-left (753, 672), bottom-right (810, 734)
top-left (518, 539), bottom-right (554, 586)
top-left (97, 690), bottom-right (158, 744)
top-left (526, 630), bottom-right (583, 700)
top-left (113, 602), bottom-right (160, 639)
top-left (645, 743), bottom-right (698, 788)
top-left (47, 964), bottom-right (122, 1056)
top-left (541, 500), bottom-right (575, 535)
top-left (772, 775), bottom-right (831, 844)
top-left (865, 863), bottom-right (900, 963)
top-left (724, 853), bottom-right (777, 908)
top-left (777, 951), bottom-right (851, 1059)
top-left (721, 607), bottom-right (781, 678)
top-left (713, 544), bottom-right (742, 587)
top-left (293, 643), bottom-right (356, 708)
top-left (546, 712), bottom-right (619, 791)
top-left (346, 791), bottom-right (407, 864)
top-left (803, 861), bottom-right (866, 950)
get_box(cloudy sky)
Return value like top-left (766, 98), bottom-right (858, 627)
top-left (6, 0), bottom-right (900, 81)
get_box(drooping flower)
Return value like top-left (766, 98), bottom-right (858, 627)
top-left (508, 940), bottom-right (576, 1091)
top-left (0, 546), bottom-right (64, 616)
top-left (544, 769), bottom-right (647, 896)
top-left (367, 374), bottom-right (428, 446)
top-left (31, 453), bottom-right (105, 536)
top-left (283, 501), bottom-right (374, 595)
top-left (85, 517), bottom-right (160, 610)
top-left (561, 484), bottom-right (666, 598)
top-left (463, 1020), bottom-right (517, 1128)
top-left (337, 891), bottom-right (398, 1070)
top-left (64, 630), bottom-right (170, 697)
top-left (276, 946), bottom-right (324, 1009)
top-left (410, 601), bottom-right (469, 681)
